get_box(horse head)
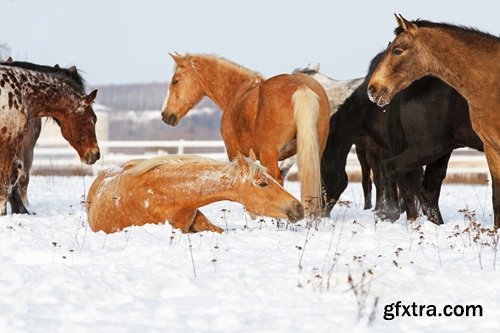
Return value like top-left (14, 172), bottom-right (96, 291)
top-left (57, 89), bottom-right (100, 164)
top-left (368, 14), bottom-right (428, 107)
top-left (233, 153), bottom-right (304, 223)
top-left (161, 52), bottom-right (205, 127)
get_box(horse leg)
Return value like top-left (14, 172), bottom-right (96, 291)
top-left (370, 148), bottom-right (383, 211)
top-left (189, 210), bottom-right (223, 233)
top-left (420, 152), bottom-right (452, 225)
top-left (259, 151), bottom-right (283, 185)
top-left (0, 158), bottom-right (14, 215)
top-left (355, 142), bottom-right (372, 210)
top-left (483, 144), bottom-right (500, 229)
top-left (9, 157), bottom-right (29, 214)
top-left (398, 169), bottom-right (422, 221)
top-left (10, 184), bottom-right (29, 214)
top-left (378, 156), bottom-right (401, 222)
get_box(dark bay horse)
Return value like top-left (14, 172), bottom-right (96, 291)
top-left (1, 61), bottom-right (89, 214)
top-left (87, 154), bottom-right (304, 233)
top-left (0, 63), bottom-right (100, 215)
top-left (368, 15), bottom-right (500, 227)
top-left (161, 53), bottom-right (330, 217)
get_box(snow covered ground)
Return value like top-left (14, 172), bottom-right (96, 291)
top-left (0, 176), bottom-right (498, 333)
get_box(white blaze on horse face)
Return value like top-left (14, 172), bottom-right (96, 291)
top-left (161, 87), bottom-right (170, 112)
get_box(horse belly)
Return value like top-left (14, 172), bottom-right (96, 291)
top-left (279, 139), bottom-right (297, 160)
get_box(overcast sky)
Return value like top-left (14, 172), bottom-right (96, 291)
top-left (3, 0), bottom-right (499, 85)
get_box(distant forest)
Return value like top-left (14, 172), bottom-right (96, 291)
top-left (91, 83), bottom-right (222, 140)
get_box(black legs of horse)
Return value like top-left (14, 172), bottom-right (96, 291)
top-left (354, 137), bottom-right (382, 210)
top-left (420, 152), bottom-right (453, 225)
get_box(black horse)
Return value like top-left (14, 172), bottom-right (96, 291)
top-left (381, 76), bottom-right (483, 224)
top-left (322, 51), bottom-right (483, 225)
top-left (320, 53), bottom-right (420, 219)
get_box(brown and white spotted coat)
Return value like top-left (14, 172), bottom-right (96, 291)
top-left (0, 65), bottom-right (100, 214)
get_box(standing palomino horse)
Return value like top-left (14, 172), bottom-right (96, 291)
top-left (367, 15), bottom-right (500, 227)
top-left (86, 154), bottom-right (304, 233)
top-left (0, 64), bottom-right (100, 215)
top-left (161, 53), bottom-right (330, 217)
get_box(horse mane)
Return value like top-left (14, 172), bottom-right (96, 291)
top-left (125, 154), bottom-right (268, 182)
top-left (125, 155), bottom-right (220, 176)
top-left (292, 66), bottom-right (319, 75)
top-left (394, 19), bottom-right (500, 42)
top-left (186, 54), bottom-right (265, 81)
top-left (0, 61), bottom-right (87, 93)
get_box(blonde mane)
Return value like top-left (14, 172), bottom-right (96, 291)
top-left (124, 154), bottom-right (270, 182)
top-left (224, 156), bottom-right (270, 182)
top-left (125, 155), bottom-right (221, 176)
top-left (186, 54), bottom-right (264, 82)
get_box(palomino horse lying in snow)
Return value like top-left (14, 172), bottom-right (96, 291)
top-left (161, 53), bottom-right (330, 217)
top-left (86, 154), bottom-right (304, 234)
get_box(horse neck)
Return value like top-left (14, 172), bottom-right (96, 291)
top-left (194, 58), bottom-right (261, 112)
top-left (421, 28), bottom-right (500, 107)
top-left (21, 73), bottom-right (81, 118)
top-left (157, 163), bottom-right (243, 205)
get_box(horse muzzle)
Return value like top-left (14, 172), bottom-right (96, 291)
top-left (367, 84), bottom-right (390, 107)
top-left (82, 148), bottom-right (101, 165)
top-left (162, 112), bottom-right (178, 126)
top-left (286, 202), bottom-right (305, 223)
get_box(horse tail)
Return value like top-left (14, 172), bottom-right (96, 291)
top-left (292, 86), bottom-right (322, 217)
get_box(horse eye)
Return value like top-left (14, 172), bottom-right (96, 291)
top-left (172, 78), bottom-right (179, 85)
top-left (393, 48), bottom-right (404, 55)
top-left (258, 181), bottom-right (269, 188)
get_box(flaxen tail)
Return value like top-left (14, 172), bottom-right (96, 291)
top-left (292, 86), bottom-right (322, 217)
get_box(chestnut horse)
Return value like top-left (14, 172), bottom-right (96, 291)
top-left (0, 64), bottom-right (100, 215)
top-left (1, 60), bottom-right (87, 214)
top-left (86, 154), bottom-right (304, 233)
top-left (161, 53), bottom-right (330, 217)
top-left (367, 15), bottom-right (500, 227)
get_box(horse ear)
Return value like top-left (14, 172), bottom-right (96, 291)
top-left (395, 14), bottom-right (417, 34)
top-left (54, 64), bottom-right (60, 69)
top-left (248, 149), bottom-right (257, 161)
top-left (6, 56), bottom-right (13, 63)
top-left (169, 52), bottom-right (184, 64)
top-left (87, 89), bottom-right (98, 103)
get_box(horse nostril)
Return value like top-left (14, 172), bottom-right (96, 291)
top-left (368, 85), bottom-right (376, 97)
top-left (95, 152), bottom-right (101, 161)
top-left (162, 112), bottom-right (178, 126)
top-left (287, 202), bottom-right (305, 223)
top-left (167, 114), bottom-right (177, 126)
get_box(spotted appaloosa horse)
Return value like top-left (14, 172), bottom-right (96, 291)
top-left (0, 60), bottom-right (88, 214)
top-left (367, 15), bottom-right (500, 227)
top-left (0, 63), bottom-right (100, 215)
top-left (86, 154), bottom-right (304, 234)
top-left (161, 53), bottom-right (330, 217)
